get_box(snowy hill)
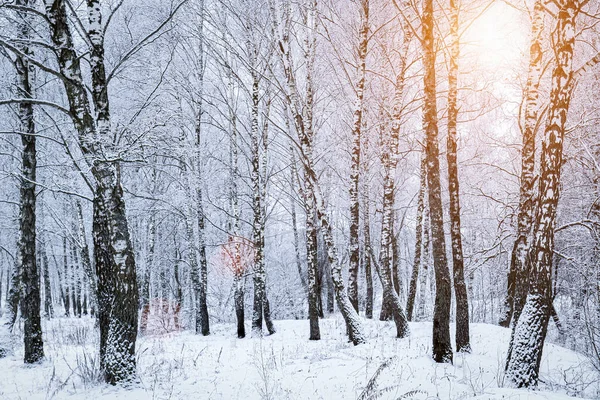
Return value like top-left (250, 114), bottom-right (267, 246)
top-left (0, 317), bottom-right (597, 399)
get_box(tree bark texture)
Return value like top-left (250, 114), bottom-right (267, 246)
top-left (499, 0), bottom-right (544, 329)
top-left (422, 0), bottom-right (453, 363)
top-left (348, 0), bottom-right (370, 314)
top-left (505, 0), bottom-right (578, 387)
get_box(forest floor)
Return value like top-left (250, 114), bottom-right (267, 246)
top-left (0, 315), bottom-right (598, 400)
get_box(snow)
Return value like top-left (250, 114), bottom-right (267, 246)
top-left (0, 316), bottom-right (598, 399)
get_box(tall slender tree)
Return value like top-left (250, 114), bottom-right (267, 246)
top-left (407, 155), bottom-right (427, 321)
top-left (348, 0), bottom-right (370, 314)
top-left (373, 3), bottom-right (412, 339)
top-left (499, 0), bottom-right (545, 329)
top-left (422, 0), bottom-right (453, 363)
top-left (271, 0), bottom-right (366, 345)
top-left (446, 0), bottom-right (470, 353)
top-left (15, 0), bottom-right (44, 364)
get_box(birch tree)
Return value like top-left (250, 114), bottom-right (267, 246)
top-left (499, 0), bottom-right (545, 330)
top-left (15, 0), bottom-right (44, 364)
top-left (446, 0), bottom-right (470, 353)
top-left (505, 0), bottom-right (581, 387)
top-left (422, 0), bottom-right (453, 363)
top-left (270, 0), bottom-right (366, 345)
top-left (347, 0), bottom-right (370, 314)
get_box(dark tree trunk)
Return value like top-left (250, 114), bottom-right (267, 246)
top-left (505, 0), bottom-right (578, 387)
top-left (40, 235), bottom-right (53, 319)
top-left (234, 264), bottom-right (245, 338)
top-left (15, 0), bottom-right (44, 362)
top-left (70, 242), bottom-right (82, 318)
top-left (422, 0), bottom-right (453, 364)
top-left (307, 205), bottom-right (321, 339)
top-left (63, 237), bottom-right (70, 317)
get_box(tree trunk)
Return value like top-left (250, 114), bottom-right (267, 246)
top-left (194, 0), bottom-right (210, 337)
top-left (261, 96), bottom-right (276, 335)
top-left (16, 0), bottom-right (44, 363)
top-left (376, 5), bottom-right (411, 338)
top-left (234, 268), bottom-right (245, 338)
top-left (251, 71), bottom-right (266, 336)
top-left (290, 148), bottom-right (308, 293)
top-left (407, 156), bottom-right (427, 321)
top-left (173, 248), bottom-right (183, 330)
top-left (446, 0), bottom-right (470, 353)
top-left (45, 0), bottom-right (139, 383)
top-left (140, 209), bottom-right (155, 335)
top-left (505, 1), bottom-right (578, 387)
top-left (63, 236), bottom-right (70, 317)
top-left (307, 203), bottom-right (321, 339)
top-left (185, 216), bottom-right (201, 332)
top-left (362, 137), bottom-right (374, 320)
top-left (71, 241), bottom-right (82, 318)
top-left (272, 0), bottom-right (365, 343)
top-left (499, 0), bottom-right (544, 329)
top-left (228, 88), bottom-right (245, 339)
top-left (348, 0), bottom-right (370, 314)
top-left (418, 206), bottom-right (431, 320)
top-left (76, 201), bottom-right (96, 316)
top-left (422, 0), bottom-right (453, 363)
top-left (299, 10), bottom-right (321, 339)
top-left (40, 232), bottom-right (53, 319)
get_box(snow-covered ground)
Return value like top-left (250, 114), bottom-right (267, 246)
top-left (0, 316), bottom-right (598, 399)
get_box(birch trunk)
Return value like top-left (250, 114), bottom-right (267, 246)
top-left (505, 0), bottom-right (578, 387)
top-left (348, 0), bottom-right (370, 313)
top-left (290, 147), bottom-right (308, 293)
top-left (76, 201), bottom-right (96, 316)
top-left (446, 0), bottom-right (470, 353)
top-left (271, 0), bottom-right (365, 343)
top-left (362, 134), bottom-right (373, 319)
top-left (422, 0), bottom-right (453, 363)
top-left (376, 5), bottom-right (411, 338)
top-left (251, 67), bottom-right (274, 335)
top-left (140, 208), bottom-right (156, 335)
top-left (40, 224), bottom-right (53, 319)
top-left (229, 101), bottom-right (245, 339)
top-left (407, 156), bottom-right (427, 321)
top-left (195, 0), bottom-right (210, 337)
top-left (62, 236), bottom-right (70, 316)
top-left (499, 0), bottom-right (544, 329)
top-left (16, 0), bottom-right (44, 363)
top-left (45, 0), bottom-right (139, 383)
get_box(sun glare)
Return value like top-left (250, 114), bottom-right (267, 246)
top-left (462, 2), bottom-right (528, 71)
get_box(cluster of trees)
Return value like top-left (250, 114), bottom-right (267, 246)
top-left (0, 0), bottom-right (599, 390)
